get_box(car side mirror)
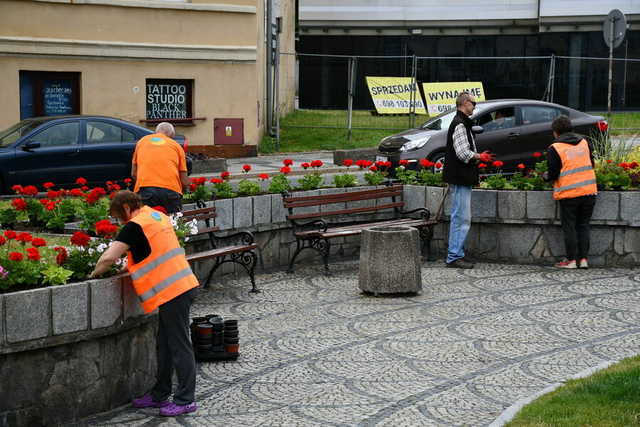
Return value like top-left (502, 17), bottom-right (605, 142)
top-left (472, 125), bottom-right (484, 135)
top-left (22, 141), bottom-right (41, 151)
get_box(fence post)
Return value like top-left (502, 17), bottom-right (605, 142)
top-left (347, 57), bottom-right (357, 143)
top-left (274, 24), bottom-right (281, 151)
top-left (410, 55), bottom-right (417, 128)
top-left (548, 54), bottom-right (556, 103)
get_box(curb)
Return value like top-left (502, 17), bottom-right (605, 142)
top-left (487, 360), bottom-right (616, 426)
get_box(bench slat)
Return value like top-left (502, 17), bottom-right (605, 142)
top-left (287, 201), bottom-right (404, 221)
top-left (186, 244), bottom-right (258, 262)
top-left (284, 190), bottom-right (402, 209)
top-left (192, 226), bottom-right (220, 235)
top-left (183, 213), bottom-right (217, 222)
top-left (295, 218), bottom-right (436, 238)
top-left (181, 206), bottom-right (216, 216)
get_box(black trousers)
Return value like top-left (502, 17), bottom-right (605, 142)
top-left (151, 288), bottom-right (197, 405)
top-left (558, 195), bottom-right (596, 261)
top-left (138, 186), bottom-right (183, 214)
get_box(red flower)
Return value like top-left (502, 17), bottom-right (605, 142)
top-left (54, 246), bottom-right (68, 265)
top-left (11, 198), bottom-right (27, 211)
top-left (356, 160), bottom-right (373, 169)
top-left (301, 162), bottom-right (310, 169)
top-left (420, 159), bottom-right (434, 168)
top-left (399, 160), bottom-right (409, 166)
top-left (47, 190), bottom-right (62, 200)
top-left (631, 162), bottom-right (639, 169)
top-left (26, 247), bottom-right (40, 261)
top-left (517, 163), bottom-right (526, 170)
top-left (151, 205), bottom-right (168, 214)
top-left (280, 166), bottom-right (291, 175)
top-left (75, 177), bottom-right (87, 185)
top-left (283, 159), bottom-right (293, 166)
top-left (310, 160), bottom-right (323, 168)
top-left (533, 152), bottom-right (542, 158)
top-left (606, 159), bottom-right (613, 164)
top-left (242, 164), bottom-right (252, 173)
top-left (70, 231), bottom-right (91, 247)
top-left (220, 171), bottom-right (230, 180)
top-left (124, 178), bottom-right (132, 184)
top-left (16, 232), bottom-right (33, 243)
top-left (70, 188), bottom-right (83, 197)
top-left (4, 230), bottom-right (16, 240)
top-left (95, 220), bottom-right (118, 237)
top-left (478, 163), bottom-right (487, 168)
top-left (343, 159), bottom-right (354, 167)
top-left (21, 185), bottom-right (38, 196)
top-left (81, 186), bottom-right (89, 191)
top-left (258, 173), bottom-right (269, 181)
top-left (435, 162), bottom-right (443, 169)
top-left (31, 237), bottom-right (47, 247)
top-left (0, 236), bottom-right (5, 245)
top-left (11, 184), bottom-right (22, 194)
top-left (8, 252), bottom-right (23, 262)
top-left (188, 183), bottom-right (197, 192)
top-left (492, 160), bottom-right (504, 168)
top-left (210, 178), bottom-right (223, 184)
top-left (375, 160), bottom-right (385, 168)
top-left (111, 183), bottom-right (121, 191)
top-left (369, 165), bottom-right (378, 172)
top-left (43, 182), bottom-right (55, 189)
top-left (46, 202), bottom-right (56, 211)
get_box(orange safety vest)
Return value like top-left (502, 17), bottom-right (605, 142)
top-left (127, 206), bottom-right (198, 313)
top-left (551, 139), bottom-right (598, 200)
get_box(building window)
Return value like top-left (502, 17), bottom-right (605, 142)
top-left (145, 79), bottom-right (193, 123)
top-left (19, 71), bottom-right (81, 119)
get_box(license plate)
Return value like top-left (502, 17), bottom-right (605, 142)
top-left (375, 155), bottom-right (388, 162)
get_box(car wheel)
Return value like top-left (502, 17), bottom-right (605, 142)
top-left (430, 152), bottom-right (445, 173)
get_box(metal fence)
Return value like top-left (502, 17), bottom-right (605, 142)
top-left (273, 52), bottom-right (640, 146)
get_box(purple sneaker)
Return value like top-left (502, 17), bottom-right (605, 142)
top-left (132, 394), bottom-right (170, 408)
top-left (159, 402), bottom-right (197, 417)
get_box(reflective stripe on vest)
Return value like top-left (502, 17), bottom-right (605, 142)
top-left (130, 247), bottom-right (185, 281)
top-left (554, 179), bottom-right (597, 193)
top-left (558, 165), bottom-right (593, 178)
top-left (138, 267), bottom-right (193, 304)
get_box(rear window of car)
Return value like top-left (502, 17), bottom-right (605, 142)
top-left (86, 121), bottom-right (136, 144)
top-left (521, 105), bottom-right (566, 125)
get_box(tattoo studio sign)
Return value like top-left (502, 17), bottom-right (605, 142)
top-left (146, 81), bottom-right (190, 119)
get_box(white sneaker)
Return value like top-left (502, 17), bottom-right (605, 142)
top-left (554, 259), bottom-right (577, 269)
top-left (579, 258), bottom-right (589, 269)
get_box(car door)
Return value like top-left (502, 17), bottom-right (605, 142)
top-left (76, 119), bottom-right (140, 185)
top-left (516, 105), bottom-right (567, 167)
top-left (473, 107), bottom-right (522, 169)
top-left (10, 120), bottom-right (81, 187)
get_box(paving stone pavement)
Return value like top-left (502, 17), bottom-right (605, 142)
top-left (85, 261), bottom-right (640, 426)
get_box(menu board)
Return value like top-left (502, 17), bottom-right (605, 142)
top-left (43, 80), bottom-right (74, 116)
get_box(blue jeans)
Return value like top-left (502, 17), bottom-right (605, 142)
top-left (446, 184), bottom-right (472, 264)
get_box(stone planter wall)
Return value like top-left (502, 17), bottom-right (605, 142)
top-left (0, 275), bottom-right (156, 427)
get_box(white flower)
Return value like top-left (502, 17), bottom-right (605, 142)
top-left (185, 237), bottom-right (190, 242)
top-left (170, 218), bottom-right (178, 227)
top-left (87, 248), bottom-right (95, 255)
top-left (175, 212), bottom-right (183, 218)
top-left (96, 243), bottom-right (109, 253)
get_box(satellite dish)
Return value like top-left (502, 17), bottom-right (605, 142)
top-left (603, 9), bottom-right (627, 49)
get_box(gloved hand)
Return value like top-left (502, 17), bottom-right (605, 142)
top-left (478, 151), bottom-right (495, 163)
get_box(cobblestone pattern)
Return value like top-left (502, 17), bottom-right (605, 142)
top-left (87, 262), bottom-right (640, 426)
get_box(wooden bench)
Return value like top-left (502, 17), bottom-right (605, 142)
top-left (181, 204), bottom-right (259, 293)
top-left (283, 185), bottom-right (437, 274)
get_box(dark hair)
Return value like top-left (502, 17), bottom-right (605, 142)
top-left (109, 190), bottom-right (143, 220)
top-left (551, 115), bottom-right (573, 135)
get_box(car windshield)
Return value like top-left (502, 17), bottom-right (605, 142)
top-left (0, 120), bottom-right (43, 147)
top-left (420, 104), bottom-right (489, 130)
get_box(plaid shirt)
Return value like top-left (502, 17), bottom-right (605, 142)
top-left (452, 123), bottom-right (477, 164)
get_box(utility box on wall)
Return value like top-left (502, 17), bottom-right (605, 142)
top-left (214, 118), bottom-right (244, 145)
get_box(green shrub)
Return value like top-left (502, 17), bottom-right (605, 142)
top-left (395, 167), bottom-right (418, 185)
top-left (298, 173), bottom-right (324, 191)
top-left (212, 181), bottom-right (236, 199)
top-left (364, 171), bottom-right (385, 186)
top-left (417, 170), bottom-right (443, 187)
top-left (333, 174), bottom-right (358, 188)
top-left (268, 174), bottom-right (292, 193)
top-left (237, 179), bottom-right (261, 196)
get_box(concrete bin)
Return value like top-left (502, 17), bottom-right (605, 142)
top-left (358, 225), bottom-right (422, 295)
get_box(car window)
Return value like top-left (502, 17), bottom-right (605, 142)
top-left (421, 104), bottom-right (489, 131)
top-left (477, 107), bottom-right (516, 131)
top-left (0, 120), bottom-right (43, 147)
top-left (30, 122), bottom-right (79, 147)
top-left (521, 106), bottom-right (564, 125)
top-left (86, 121), bottom-right (136, 144)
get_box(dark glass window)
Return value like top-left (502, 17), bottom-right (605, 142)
top-left (19, 71), bottom-right (80, 119)
top-left (86, 121), bottom-right (136, 144)
top-left (31, 122), bottom-right (79, 147)
top-left (145, 79), bottom-right (193, 121)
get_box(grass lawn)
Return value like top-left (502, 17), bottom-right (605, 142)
top-left (507, 355), bottom-right (640, 426)
top-left (260, 109), bottom-right (640, 154)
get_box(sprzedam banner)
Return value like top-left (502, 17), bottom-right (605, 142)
top-left (366, 77), bottom-right (427, 115)
top-left (422, 82), bottom-right (486, 116)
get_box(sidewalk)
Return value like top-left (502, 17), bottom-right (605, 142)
top-left (85, 260), bottom-right (640, 426)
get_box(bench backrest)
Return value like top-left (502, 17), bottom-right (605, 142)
top-left (181, 206), bottom-right (219, 246)
top-left (283, 185), bottom-right (404, 221)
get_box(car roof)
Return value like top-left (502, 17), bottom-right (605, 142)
top-left (21, 115), bottom-right (152, 132)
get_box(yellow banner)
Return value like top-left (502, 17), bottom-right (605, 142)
top-left (366, 77), bottom-right (427, 115)
top-left (422, 82), bottom-right (486, 116)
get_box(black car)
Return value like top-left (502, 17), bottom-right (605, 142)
top-left (0, 115), bottom-right (189, 193)
top-left (376, 99), bottom-right (608, 172)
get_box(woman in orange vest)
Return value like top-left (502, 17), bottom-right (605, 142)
top-left (91, 190), bottom-right (199, 417)
top-left (546, 115), bottom-right (597, 269)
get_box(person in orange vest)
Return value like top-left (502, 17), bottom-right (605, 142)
top-left (546, 115), bottom-right (597, 269)
top-left (90, 190), bottom-right (199, 416)
top-left (132, 122), bottom-right (190, 214)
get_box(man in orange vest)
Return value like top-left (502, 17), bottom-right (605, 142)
top-left (132, 122), bottom-right (190, 214)
top-left (546, 115), bottom-right (597, 269)
top-left (90, 190), bottom-right (199, 416)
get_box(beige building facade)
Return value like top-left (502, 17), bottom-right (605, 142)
top-left (0, 0), bottom-right (295, 157)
